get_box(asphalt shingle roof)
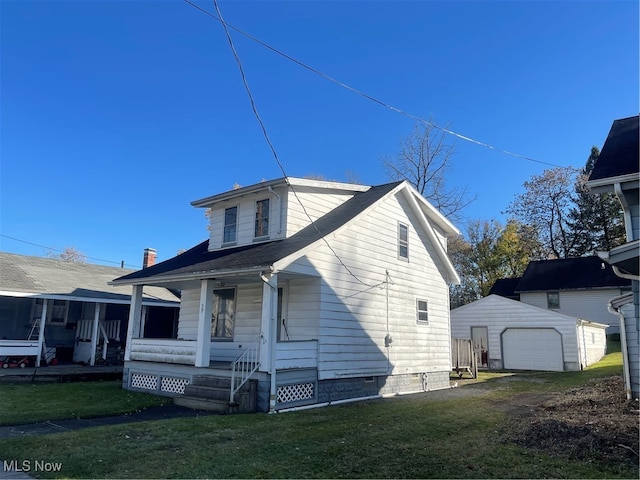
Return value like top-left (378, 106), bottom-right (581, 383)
top-left (515, 256), bottom-right (631, 292)
top-left (0, 252), bottom-right (179, 303)
top-left (114, 181), bottom-right (403, 284)
top-left (589, 115), bottom-right (639, 181)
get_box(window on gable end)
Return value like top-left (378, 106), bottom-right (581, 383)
top-left (416, 299), bottom-right (428, 324)
top-left (255, 199), bottom-right (270, 239)
top-left (398, 223), bottom-right (409, 260)
top-left (223, 206), bottom-right (238, 244)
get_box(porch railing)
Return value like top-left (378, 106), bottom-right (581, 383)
top-left (230, 336), bottom-right (261, 403)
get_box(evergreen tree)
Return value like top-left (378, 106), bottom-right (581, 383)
top-left (567, 147), bottom-right (626, 256)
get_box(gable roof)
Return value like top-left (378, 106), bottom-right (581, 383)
top-left (0, 252), bottom-right (180, 304)
top-left (588, 115), bottom-right (639, 183)
top-left (515, 256), bottom-right (631, 293)
top-left (113, 180), bottom-right (460, 285)
top-left (451, 294), bottom-right (607, 328)
top-left (488, 277), bottom-right (522, 300)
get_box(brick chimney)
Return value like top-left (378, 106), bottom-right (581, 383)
top-left (143, 248), bottom-right (157, 268)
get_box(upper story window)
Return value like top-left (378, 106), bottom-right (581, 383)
top-left (416, 299), bottom-right (428, 324)
top-left (398, 223), bottom-right (409, 259)
top-left (547, 292), bottom-right (560, 309)
top-left (255, 198), bottom-right (270, 238)
top-left (223, 206), bottom-right (238, 244)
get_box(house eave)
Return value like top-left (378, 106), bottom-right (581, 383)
top-left (0, 290), bottom-right (179, 307)
top-left (586, 173), bottom-right (640, 193)
top-left (109, 266), bottom-right (273, 287)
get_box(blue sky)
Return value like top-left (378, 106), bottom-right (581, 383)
top-left (1, 0), bottom-right (637, 269)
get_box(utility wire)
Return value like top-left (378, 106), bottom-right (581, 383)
top-left (185, 0), bottom-right (562, 168)
top-left (211, 0), bottom-right (378, 289)
top-left (0, 234), bottom-right (139, 269)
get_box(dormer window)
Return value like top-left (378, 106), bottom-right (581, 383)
top-left (255, 198), bottom-right (270, 238)
top-left (223, 206), bottom-right (238, 244)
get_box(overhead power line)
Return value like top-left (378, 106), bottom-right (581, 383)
top-left (0, 234), bottom-right (139, 269)
top-left (185, 0), bottom-right (563, 168)
top-left (210, 0), bottom-right (382, 290)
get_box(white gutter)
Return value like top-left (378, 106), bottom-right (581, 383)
top-left (613, 183), bottom-right (634, 241)
top-left (608, 296), bottom-right (633, 400)
top-left (109, 266), bottom-right (272, 286)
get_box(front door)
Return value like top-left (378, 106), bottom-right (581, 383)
top-left (212, 288), bottom-right (236, 339)
top-left (471, 326), bottom-right (489, 367)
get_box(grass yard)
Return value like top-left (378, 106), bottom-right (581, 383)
top-left (0, 381), bottom-right (169, 425)
top-left (0, 351), bottom-right (636, 479)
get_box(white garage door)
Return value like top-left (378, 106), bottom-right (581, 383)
top-left (502, 328), bottom-right (563, 371)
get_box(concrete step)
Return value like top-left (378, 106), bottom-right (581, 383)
top-left (174, 395), bottom-right (231, 414)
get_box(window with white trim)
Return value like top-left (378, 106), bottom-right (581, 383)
top-left (255, 199), bottom-right (270, 238)
top-left (223, 206), bottom-right (238, 244)
top-left (398, 223), bottom-right (409, 259)
top-left (416, 299), bottom-right (428, 324)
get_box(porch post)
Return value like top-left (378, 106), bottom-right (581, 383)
top-left (259, 273), bottom-right (278, 412)
top-left (195, 279), bottom-right (213, 367)
top-left (89, 303), bottom-right (102, 366)
top-left (36, 299), bottom-right (48, 366)
top-left (124, 285), bottom-right (143, 362)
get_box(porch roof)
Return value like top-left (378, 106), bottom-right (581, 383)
top-left (112, 181), bottom-right (404, 285)
top-left (0, 252), bottom-right (180, 305)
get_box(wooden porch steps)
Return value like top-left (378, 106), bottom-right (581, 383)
top-left (173, 375), bottom-right (258, 414)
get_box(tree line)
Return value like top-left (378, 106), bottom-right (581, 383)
top-left (383, 124), bottom-right (626, 308)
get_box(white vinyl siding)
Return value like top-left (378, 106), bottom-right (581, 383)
top-left (282, 190), bottom-right (452, 380)
top-left (520, 289), bottom-right (626, 331)
top-left (285, 189), bottom-right (355, 237)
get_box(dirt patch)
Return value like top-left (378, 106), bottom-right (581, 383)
top-left (497, 376), bottom-right (639, 468)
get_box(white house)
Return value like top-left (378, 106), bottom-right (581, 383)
top-left (111, 177), bottom-right (460, 413)
top-left (450, 295), bottom-right (608, 372)
top-left (513, 257), bottom-right (630, 334)
top-left (587, 114), bottom-right (639, 400)
top-left (0, 251), bottom-right (179, 368)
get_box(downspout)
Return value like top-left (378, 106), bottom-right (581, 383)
top-left (268, 186), bottom-right (283, 235)
top-left (260, 271), bottom-right (278, 412)
top-left (608, 302), bottom-right (632, 400)
top-left (613, 183), bottom-right (633, 241)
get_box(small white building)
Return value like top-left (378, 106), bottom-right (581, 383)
top-left (451, 295), bottom-right (608, 372)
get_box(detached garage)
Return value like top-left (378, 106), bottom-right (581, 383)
top-left (451, 295), bottom-right (608, 372)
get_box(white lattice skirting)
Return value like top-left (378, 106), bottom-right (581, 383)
top-left (277, 382), bottom-right (314, 404)
top-left (130, 373), bottom-right (190, 394)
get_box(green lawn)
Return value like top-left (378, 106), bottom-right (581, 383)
top-left (0, 381), bottom-right (169, 426)
top-left (0, 352), bottom-right (635, 479)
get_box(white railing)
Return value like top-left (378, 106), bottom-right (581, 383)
top-left (76, 319), bottom-right (121, 341)
top-left (230, 336), bottom-right (261, 403)
top-left (130, 339), bottom-right (197, 365)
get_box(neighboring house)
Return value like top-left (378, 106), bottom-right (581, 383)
top-left (450, 295), bottom-right (608, 372)
top-left (0, 251), bottom-right (180, 367)
top-left (586, 114), bottom-right (639, 400)
top-left (515, 257), bottom-right (631, 333)
top-left (111, 177), bottom-right (460, 413)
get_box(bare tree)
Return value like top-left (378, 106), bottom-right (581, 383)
top-left (382, 120), bottom-right (474, 222)
top-left (506, 167), bottom-right (579, 259)
top-left (47, 246), bottom-right (86, 263)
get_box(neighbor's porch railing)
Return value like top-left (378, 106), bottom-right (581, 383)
top-left (230, 336), bottom-right (261, 403)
